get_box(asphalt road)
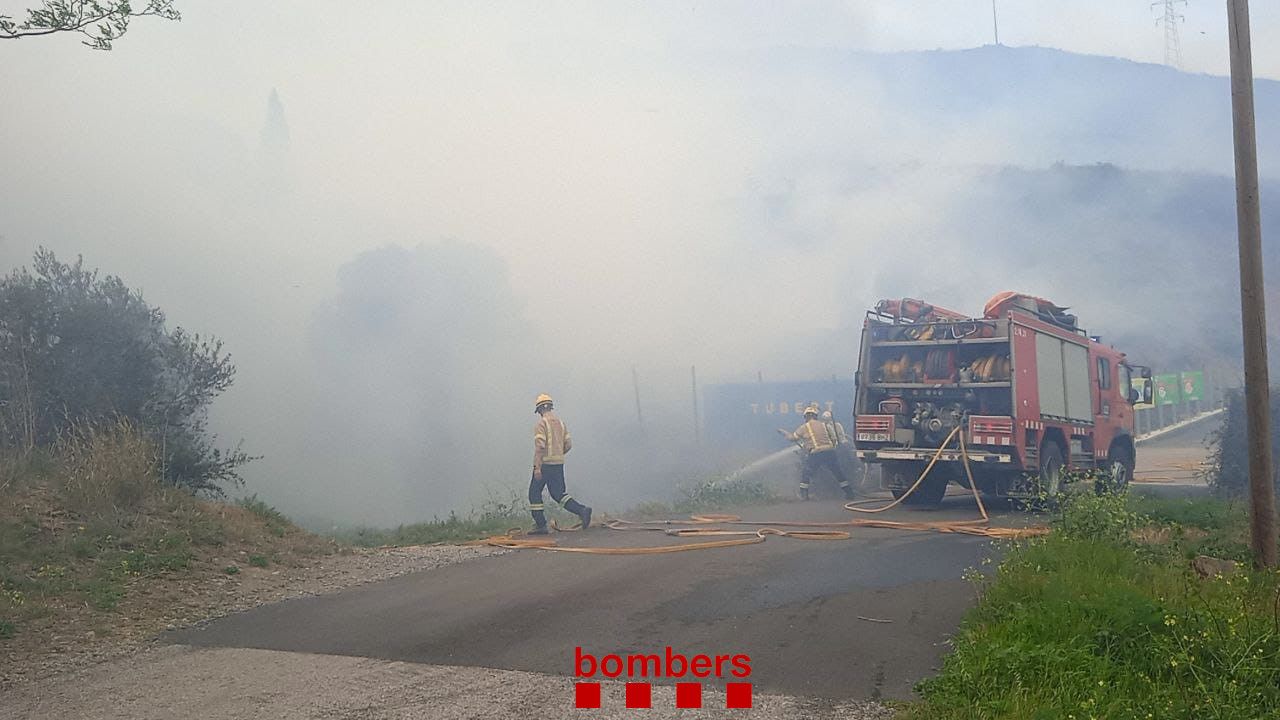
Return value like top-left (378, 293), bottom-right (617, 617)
top-left (1132, 412), bottom-right (1218, 496)
top-left (166, 495), bottom-right (1006, 702)
top-left (6, 428), bottom-right (1212, 719)
top-left (162, 416), bottom-right (1219, 708)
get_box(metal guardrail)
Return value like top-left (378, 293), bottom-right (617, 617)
top-left (1134, 408), bottom-right (1226, 445)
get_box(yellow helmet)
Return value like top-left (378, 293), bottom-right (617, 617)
top-left (535, 393), bottom-right (554, 412)
top-left (804, 404), bottom-right (820, 417)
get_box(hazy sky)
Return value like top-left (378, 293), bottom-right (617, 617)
top-left (1, 1), bottom-right (1276, 522)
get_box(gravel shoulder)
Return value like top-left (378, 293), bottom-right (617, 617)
top-left (3, 644), bottom-right (894, 720)
top-left (0, 543), bottom-right (502, 690)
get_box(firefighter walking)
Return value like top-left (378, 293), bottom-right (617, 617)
top-left (528, 394), bottom-right (592, 535)
top-left (779, 404), bottom-right (856, 500)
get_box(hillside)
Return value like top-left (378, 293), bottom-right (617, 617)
top-left (738, 44), bottom-right (1280, 178)
top-left (0, 424), bottom-right (495, 688)
top-left (721, 45), bottom-right (1280, 379)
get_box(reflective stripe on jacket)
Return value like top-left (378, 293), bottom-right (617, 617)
top-left (792, 419), bottom-right (835, 453)
top-left (534, 413), bottom-right (572, 465)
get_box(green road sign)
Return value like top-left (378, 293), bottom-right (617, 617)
top-left (1155, 373), bottom-right (1182, 406)
top-left (1180, 371), bottom-right (1205, 403)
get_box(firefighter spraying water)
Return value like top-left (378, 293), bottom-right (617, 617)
top-left (777, 404), bottom-right (857, 500)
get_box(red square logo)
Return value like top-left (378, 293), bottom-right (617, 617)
top-left (625, 682), bottom-right (652, 708)
top-left (675, 682), bottom-right (702, 709)
top-left (575, 682), bottom-right (601, 709)
top-left (726, 682), bottom-right (753, 709)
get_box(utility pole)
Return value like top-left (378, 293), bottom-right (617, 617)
top-left (992, 0), bottom-right (1000, 45)
top-left (1227, 0), bottom-right (1278, 569)
top-left (1157, 0), bottom-right (1187, 68)
top-left (631, 365), bottom-right (644, 430)
top-left (691, 365), bottom-right (700, 446)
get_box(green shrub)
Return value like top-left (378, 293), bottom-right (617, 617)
top-left (248, 554), bottom-right (268, 568)
top-left (0, 248), bottom-right (253, 493)
top-left (1054, 486), bottom-right (1144, 544)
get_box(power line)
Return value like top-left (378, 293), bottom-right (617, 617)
top-left (1155, 0), bottom-right (1188, 68)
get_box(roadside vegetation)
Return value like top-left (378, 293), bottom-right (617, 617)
top-left (901, 489), bottom-right (1280, 719)
top-left (0, 249), bottom-right (255, 494)
top-left (0, 421), bottom-right (332, 646)
top-left (627, 476), bottom-right (777, 519)
top-left (1205, 387), bottom-right (1280, 498)
top-left (336, 476), bottom-right (778, 547)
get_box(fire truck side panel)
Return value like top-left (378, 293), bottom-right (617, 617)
top-left (1010, 322), bottom-right (1039, 470)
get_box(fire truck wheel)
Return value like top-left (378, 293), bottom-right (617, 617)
top-left (1098, 446), bottom-right (1134, 494)
top-left (885, 462), bottom-right (918, 500)
top-left (1038, 441), bottom-right (1065, 499)
top-left (911, 469), bottom-right (950, 506)
top-left (885, 462), bottom-right (949, 506)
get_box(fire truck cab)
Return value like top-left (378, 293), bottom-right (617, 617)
top-left (853, 293), bottom-right (1153, 504)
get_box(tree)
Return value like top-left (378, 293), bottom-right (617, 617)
top-left (0, 248), bottom-right (253, 493)
top-left (0, 1), bottom-right (179, 50)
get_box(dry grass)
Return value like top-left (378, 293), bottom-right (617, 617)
top-left (0, 421), bottom-right (336, 663)
top-left (1131, 525), bottom-right (1209, 546)
top-left (55, 420), bottom-right (160, 517)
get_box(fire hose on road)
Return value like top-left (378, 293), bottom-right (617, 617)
top-left (469, 426), bottom-right (1048, 554)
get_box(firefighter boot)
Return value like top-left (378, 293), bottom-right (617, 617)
top-left (529, 508), bottom-right (549, 535)
top-left (562, 497), bottom-right (592, 530)
top-left (841, 481), bottom-right (856, 500)
top-left (799, 483), bottom-right (810, 501)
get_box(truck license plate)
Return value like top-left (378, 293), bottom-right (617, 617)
top-left (857, 433), bottom-right (890, 442)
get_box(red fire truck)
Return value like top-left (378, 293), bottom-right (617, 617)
top-left (852, 293), bottom-right (1154, 504)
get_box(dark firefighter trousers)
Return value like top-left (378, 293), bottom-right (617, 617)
top-left (529, 463), bottom-right (587, 528)
top-left (801, 449), bottom-right (853, 495)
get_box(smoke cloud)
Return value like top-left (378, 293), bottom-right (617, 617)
top-left (1, 2), bottom-right (1277, 523)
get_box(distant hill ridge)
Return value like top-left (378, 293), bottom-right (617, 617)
top-left (735, 44), bottom-right (1280, 179)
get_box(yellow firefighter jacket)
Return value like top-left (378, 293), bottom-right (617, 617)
top-left (789, 419), bottom-right (836, 454)
top-left (824, 420), bottom-right (848, 446)
top-left (534, 412), bottom-right (572, 466)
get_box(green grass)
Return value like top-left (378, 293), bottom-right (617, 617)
top-left (248, 554), bottom-right (268, 568)
top-left (1129, 494), bottom-right (1253, 563)
top-left (900, 491), bottom-right (1280, 720)
top-left (628, 478), bottom-right (777, 519)
top-left (0, 618), bottom-right (15, 639)
top-left (236, 495), bottom-right (290, 539)
top-left (336, 478), bottom-right (778, 547)
top-left (1130, 494), bottom-right (1239, 531)
top-left (337, 510), bottom-right (530, 547)
top-left (81, 577), bottom-right (125, 611)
